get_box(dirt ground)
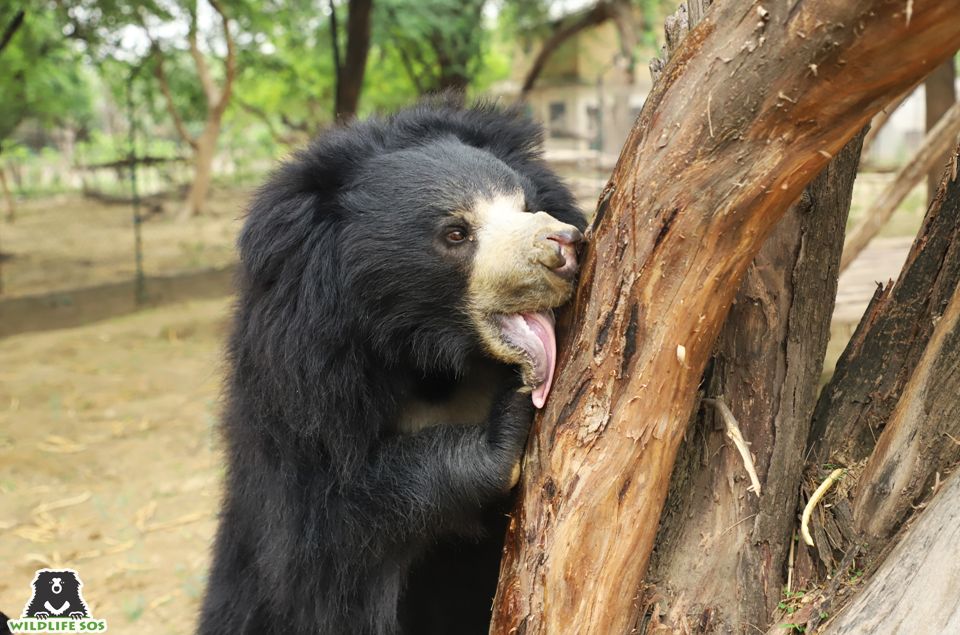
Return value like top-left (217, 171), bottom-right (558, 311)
top-left (0, 298), bottom-right (231, 633)
top-left (0, 189), bottom-right (249, 298)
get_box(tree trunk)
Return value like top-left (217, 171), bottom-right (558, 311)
top-left (811, 143), bottom-right (960, 471)
top-left (820, 470), bottom-right (960, 634)
top-left (0, 164), bottom-right (14, 222)
top-left (925, 60), bottom-right (956, 202)
top-left (840, 98), bottom-right (960, 271)
top-left (181, 121), bottom-right (220, 219)
top-left (644, 134), bottom-right (866, 634)
top-left (333, 0), bottom-right (373, 121)
top-left (849, 148), bottom-right (960, 544)
top-left (489, 2), bottom-right (960, 633)
top-left (150, 0), bottom-right (235, 218)
top-left (641, 5), bottom-right (866, 630)
top-left (786, 143), bottom-right (960, 607)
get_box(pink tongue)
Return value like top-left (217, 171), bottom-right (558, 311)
top-left (521, 312), bottom-right (557, 409)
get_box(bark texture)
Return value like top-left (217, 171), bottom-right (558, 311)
top-left (840, 98), bottom-right (960, 271)
top-left (642, 4), bottom-right (865, 631)
top-left (798, 144), bottom-right (960, 595)
top-left (821, 471), bottom-right (960, 635)
top-left (644, 137), bottom-right (865, 634)
top-left (925, 60), bottom-right (956, 201)
top-left (490, 3), bottom-right (960, 634)
top-left (810, 145), bottom-right (960, 469)
top-left (851, 154), bottom-right (960, 544)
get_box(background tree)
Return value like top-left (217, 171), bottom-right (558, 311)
top-left (329, 0), bottom-right (373, 121)
top-left (378, 0), bottom-right (487, 94)
top-left (0, 6), bottom-right (92, 221)
top-left (143, 0), bottom-right (236, 218)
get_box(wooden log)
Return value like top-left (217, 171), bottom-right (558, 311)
top-left (489, 2), bottom-right (960, 634)
top-left (821, 471), bottom-right (960, 634)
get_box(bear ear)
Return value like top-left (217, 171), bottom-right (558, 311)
top-left (237, 122), bottom-right (381, 288)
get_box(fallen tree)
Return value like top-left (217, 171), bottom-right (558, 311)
top-left (489, 2), bottom-right (960, 634)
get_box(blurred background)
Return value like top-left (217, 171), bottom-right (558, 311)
top-left (0, 1), bottom-right (955, 632)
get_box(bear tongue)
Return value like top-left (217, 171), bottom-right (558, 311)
top-left (498, 311), bottom-right (557, 409)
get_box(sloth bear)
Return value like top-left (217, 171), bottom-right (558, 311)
top-left (22, 569), bottom-right (89, 620)
top-left (198, 98), bottom-right (586, 635)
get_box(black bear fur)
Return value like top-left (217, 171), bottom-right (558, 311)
top-left (198, 97), bottom-right (586, 635)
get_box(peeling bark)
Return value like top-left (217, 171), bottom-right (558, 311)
top-left (489, 2), bottom-right (960, 634)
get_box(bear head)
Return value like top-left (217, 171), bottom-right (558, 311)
top-left (238, 100), bottom-right (586, 410)
top-left (337, 137), bottom-right (583, 405)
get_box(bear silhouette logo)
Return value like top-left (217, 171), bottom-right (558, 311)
top-left (21, 569), bottom-right (90, 620)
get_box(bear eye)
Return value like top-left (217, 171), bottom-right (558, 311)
top-left (446, 228), bottom-right (468, 244)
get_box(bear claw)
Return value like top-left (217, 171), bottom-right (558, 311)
top-left (508, 462), bottom-right (522, 489)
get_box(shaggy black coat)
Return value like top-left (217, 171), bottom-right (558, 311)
top-left (198, 98), bottom-right (585, 635)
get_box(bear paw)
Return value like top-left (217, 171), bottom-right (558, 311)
top-left (69, 612), bottom-right (85, 620)
top-left (33, 612), bottom-right (50, 620)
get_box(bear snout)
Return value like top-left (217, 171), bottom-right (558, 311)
top-left (540, 227), bottom-right (583, 280)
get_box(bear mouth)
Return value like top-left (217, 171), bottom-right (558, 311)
top-left (496, 311), bottom-right (557, 409)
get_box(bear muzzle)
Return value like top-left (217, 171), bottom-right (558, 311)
top-left (539, 228), bottom-right (583, 280)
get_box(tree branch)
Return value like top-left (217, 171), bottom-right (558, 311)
top-left (208, 0), bottom-right (236, 116)
top-left (187, 0), bottom-right (217, 108)
top-left (329, 0), bottom-right (342, 117)
top-left (235, 98), bottom-right (301, 146)
top-left (0, 9), bottom-right (25, 57)
top-left (520, 2), bottom-right (616, 97)
top-left (150, 44), bottom-right (199, 151)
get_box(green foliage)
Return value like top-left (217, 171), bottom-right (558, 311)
top-left (0, 3), bottom-right (93, 149)
top-left (375, 0), bottom-right (489, 93)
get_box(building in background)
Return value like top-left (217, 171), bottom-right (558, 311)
top-left (492, 18), bottom-right (653, 162)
